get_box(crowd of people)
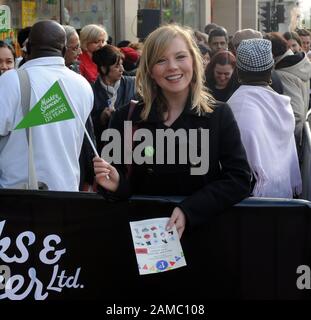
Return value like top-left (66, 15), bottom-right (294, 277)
top-left (1, 19), bottom-right (311, 237)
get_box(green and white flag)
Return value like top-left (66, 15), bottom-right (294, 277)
top-left (15, 80), bottom-right (75, 130)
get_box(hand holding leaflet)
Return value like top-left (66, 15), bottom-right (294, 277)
top-left (130, 217), bottom-right (187, 275)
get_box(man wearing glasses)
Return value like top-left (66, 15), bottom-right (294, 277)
top-left (63, 25), bottom-right (97, 191)
top-left (63, 25), bottom-right (81, 73)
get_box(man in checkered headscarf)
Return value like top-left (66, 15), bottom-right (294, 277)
top-left (227, 39), bottom-right (302, 199)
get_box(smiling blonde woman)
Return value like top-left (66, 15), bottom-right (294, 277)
top-left (93, 24), bottom-right (251, 238)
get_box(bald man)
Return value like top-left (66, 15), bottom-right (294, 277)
top-left (0, 20), bottom-right (94, 191)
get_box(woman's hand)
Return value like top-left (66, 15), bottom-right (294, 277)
top-left (100, 107), bottom-right (114, 126)
top-left (166, 207), bottom-right (186, 238)
top-left (93, 156), bottom-right (120, 192)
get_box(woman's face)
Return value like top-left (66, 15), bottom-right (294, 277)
top-left (105, 59), bottom-right (124, 85)
top-left (150, 36), bottom-right (193, 99)
top-left (86, 33), bottom-right (106, 54)
top-left (0, 47), bottom-right (14, 75)
top-left (213, 63), bottom-right (234, 89)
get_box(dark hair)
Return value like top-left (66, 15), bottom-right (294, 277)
top-left (0, 40), bottom-right (16, 60)
top-left (107, 35), bottom-right (113, 45)
top-left (197, 43), bottom-right (211, 56)
top-left (92, 44), bottom-right (123, 75)
top-left (208, 27), bottom-right (228, 44)
top-left (117, 40), bottom-right (131, 48)
top-left (204, 23), bottom-right (219, 35)
top-left (205, 50), bottom-right (236, 86)
top-left (283, 31), bottom-right (302, 47)
top-left (228, 35), bottom-right (235, 54)
top-left (264, 32), bottom-right (288, 57)
top-left (17, 26), bottom-right (31, 48)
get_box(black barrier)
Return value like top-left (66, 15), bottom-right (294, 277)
top-left (1, 190), bottom-right (311, 301)
top-left (302, 115), bottom-right (311, 200)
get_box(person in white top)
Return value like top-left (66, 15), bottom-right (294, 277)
top-left (227, 39), bottom-right (302, 198)
top-left (0, 20), bottom-right (94, 191)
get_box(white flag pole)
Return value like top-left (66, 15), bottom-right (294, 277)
top-left (58, 79), bottom-right (99, 158)
top-left (58, 79), bottom-right (110, 180)
top-left (28, 127), bottom-right (39, 190)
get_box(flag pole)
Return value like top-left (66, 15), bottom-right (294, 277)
top-left (58, 79), bottom-right (99, 158)
top-left (28, 127), bottom-right (39, 189)
top-left (58, 79), bottom-right (110, 180)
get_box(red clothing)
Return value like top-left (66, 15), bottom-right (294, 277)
top-left (78, 51), bottom-right (98, 83)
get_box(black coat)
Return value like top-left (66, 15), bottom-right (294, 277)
top-left (101, 99), bottom-right (251, 228)
top-left (206, 80), bottom-right (236, 102)
top-left (91, 75), bottom-right (136, 151)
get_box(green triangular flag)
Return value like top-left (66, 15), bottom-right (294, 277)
top-left (15, 80), bottom-right (75, 130)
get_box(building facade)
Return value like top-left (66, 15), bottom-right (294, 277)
top-left (0, 0), bottom-right (310, 50)
top-left (0, 0), bottom-right (211, 44)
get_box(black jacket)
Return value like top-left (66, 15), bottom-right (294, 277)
top-left (91, 75), bottom-right (136, 150)
top-left (206, 79), bottom-right (236, 102)
top-left (101, 99), bottom-right (251, 228)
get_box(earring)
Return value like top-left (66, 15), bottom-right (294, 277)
top-left (269, 79), bottom-right (272, 85)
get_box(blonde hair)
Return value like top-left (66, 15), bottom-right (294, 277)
top-left (136, 24), bottom-right (215, 121)
top-left (129, 42), bottom-right (144, 52)
top-left (80, 24), bottom-right (107, 51)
